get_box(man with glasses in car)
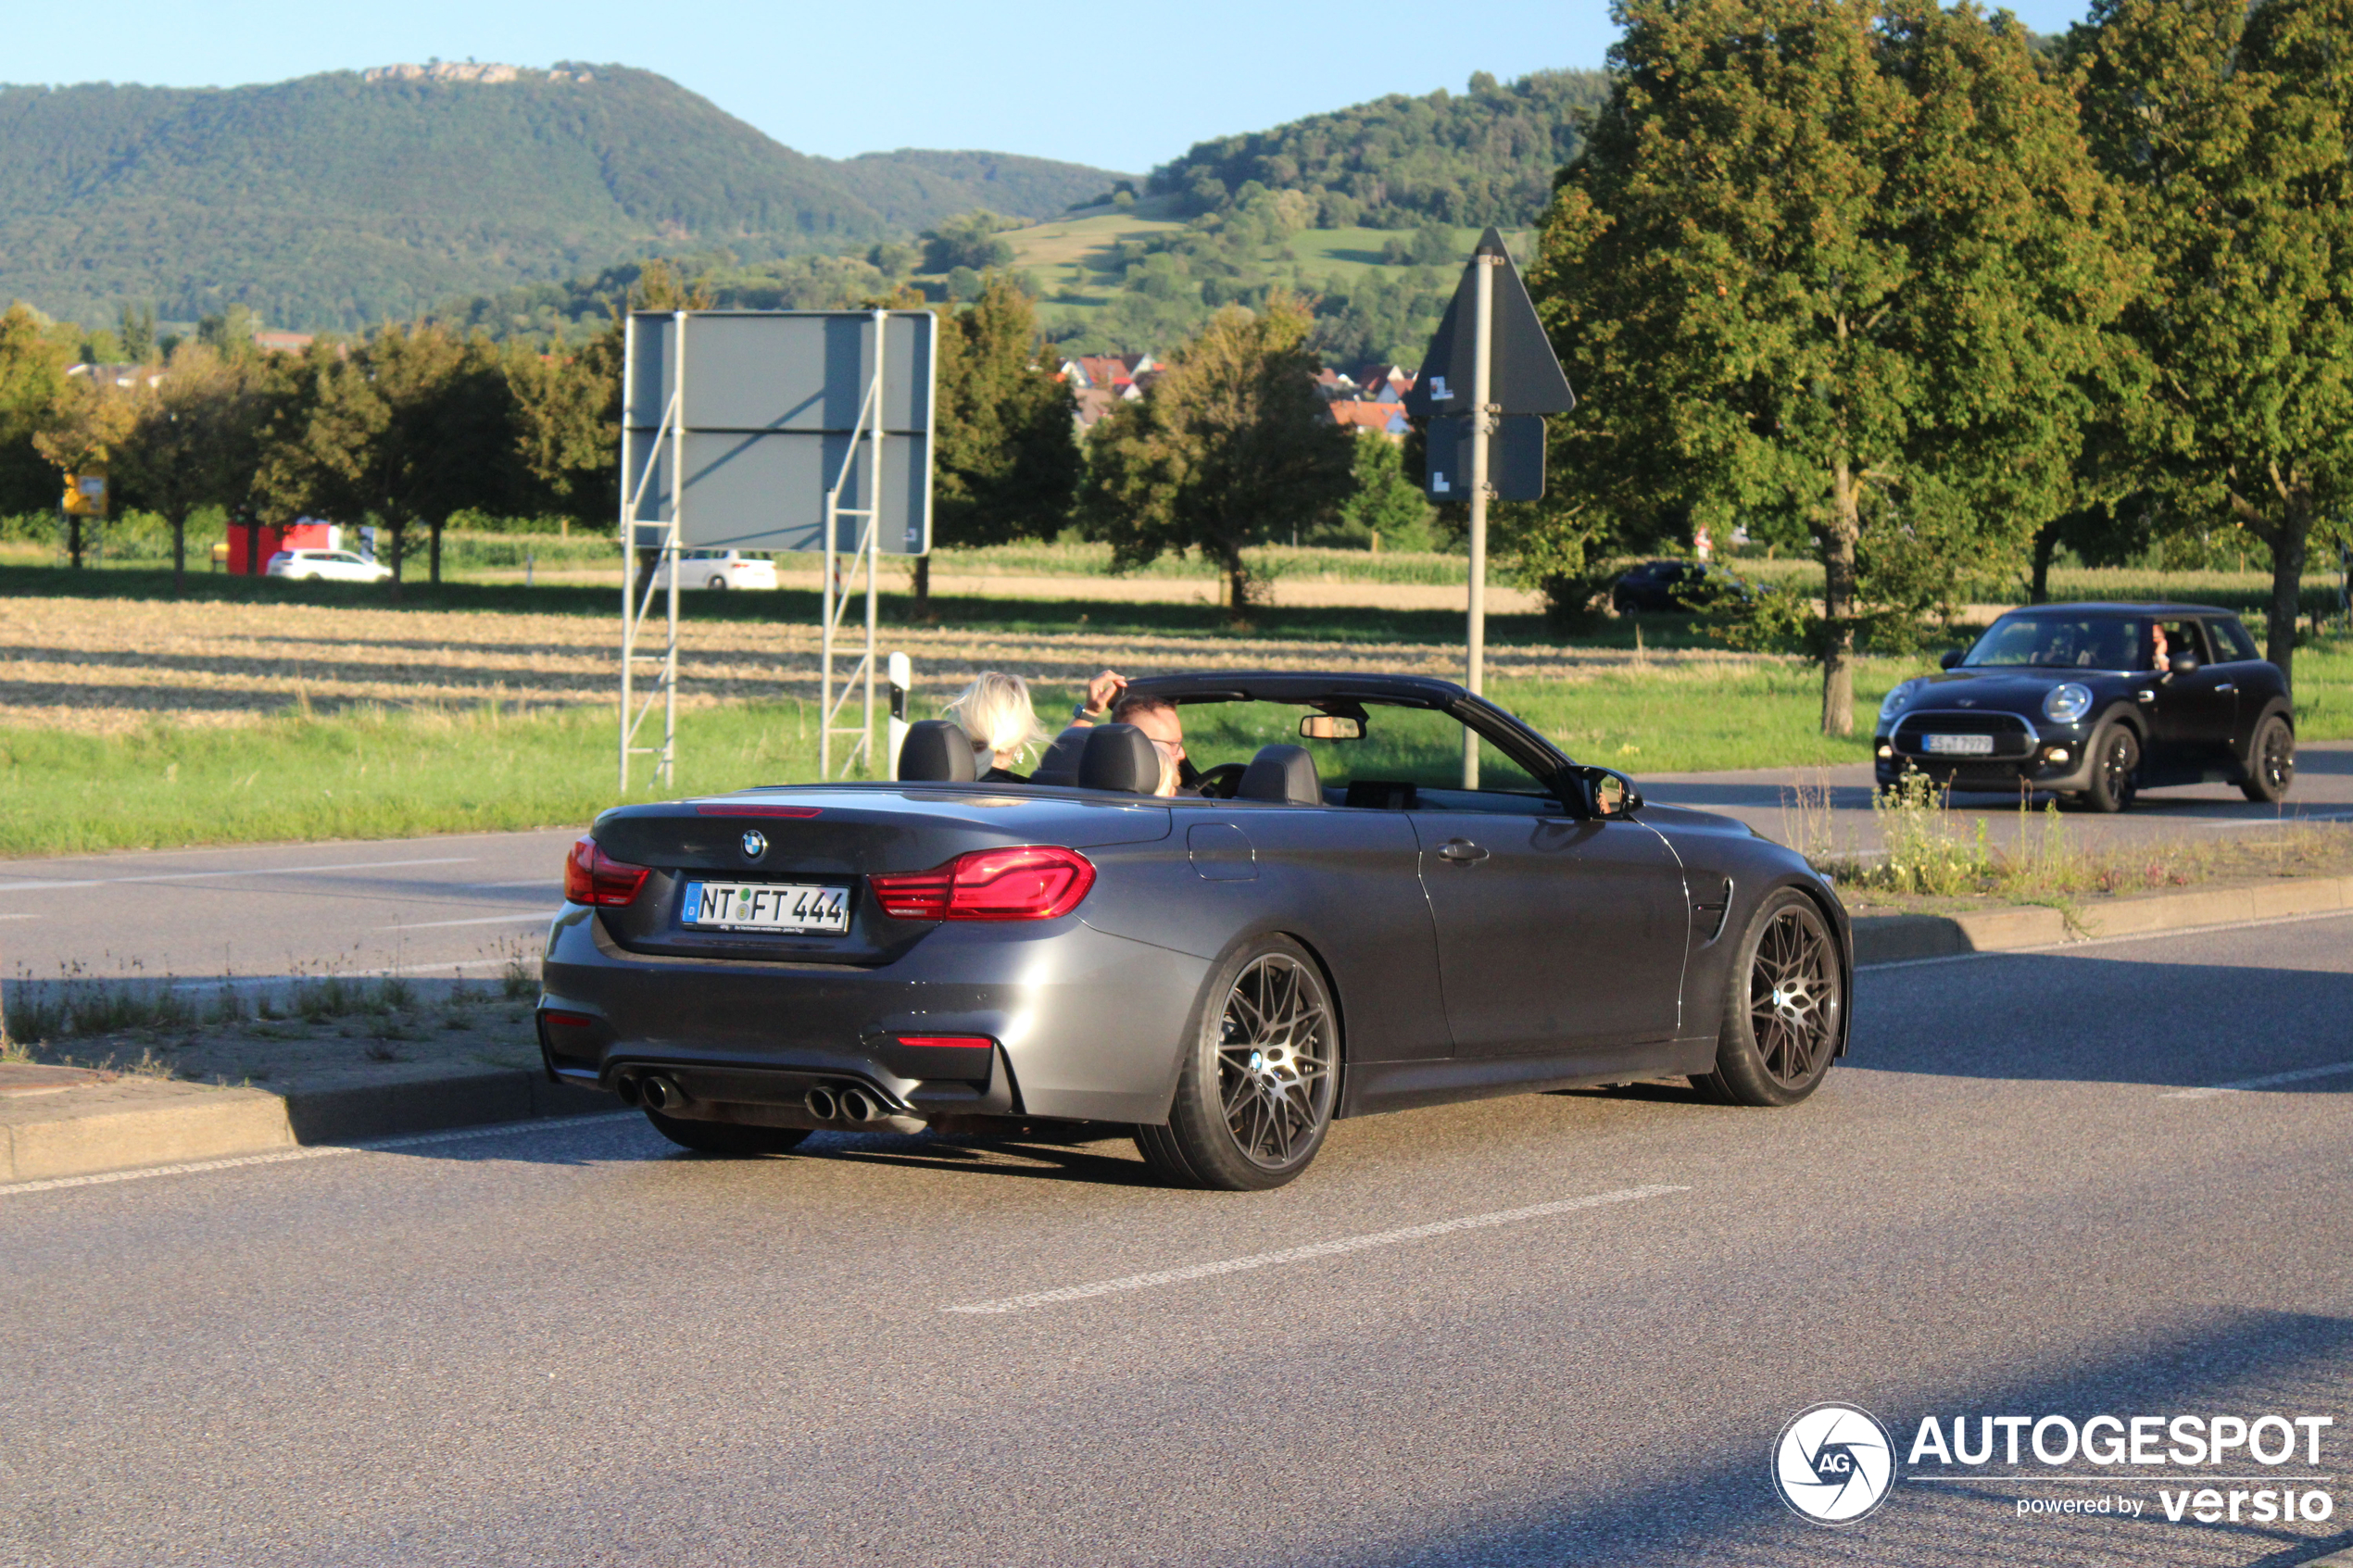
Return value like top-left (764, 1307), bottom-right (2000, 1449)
top-left (1072, 669), bottom-right (1195, 797)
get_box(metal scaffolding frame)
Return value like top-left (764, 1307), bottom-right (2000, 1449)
top-left (619, 309), bottom-right (685, 793)
top-left (818, 308), bottom-right (889, 781)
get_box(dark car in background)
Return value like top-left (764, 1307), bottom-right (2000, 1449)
top-left (1611, 558), bottom-right (1763, 613)
top-left (538, 672), bottom-right (1851, 1191)
top-left (1874, 603), bottom-right (2295, 812)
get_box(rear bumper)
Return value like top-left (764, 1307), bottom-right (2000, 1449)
top-left (535, 906), bottom-right (1208, 1126)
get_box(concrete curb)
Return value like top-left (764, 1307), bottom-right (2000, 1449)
top-left (1850, 873), bottom-right (2353, 965)
top-left (0, 1066), bottom-right (610, 1185)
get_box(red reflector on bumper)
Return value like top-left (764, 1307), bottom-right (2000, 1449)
top-left (896, 1034), bottom-right (994, 1049)
top-left (541, 1010), bottom-right (596, 1028)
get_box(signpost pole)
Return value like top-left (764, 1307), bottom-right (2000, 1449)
top-left (661, 310), bottom-right (685, 790)
top-left (821, 470), bottom-right (837, 782)
top-left (1462, 253), bottom-right (1495, 790)
top-left (864, 307), bottom-right (886, 775)
top-left (619, 312), bottom-right (636, 793)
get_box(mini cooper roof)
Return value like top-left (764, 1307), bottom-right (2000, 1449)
top-left (1993, 601), bottom-right (2237, 618)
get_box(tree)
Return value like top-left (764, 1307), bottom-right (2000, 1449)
top-left (2071, 0), bottom-right (2353, 688)
top-left (1529, 0), bottom-right (2134, 734)
top-left (1335, 433), bottom-right (1435, 548)
top-left (920, 211), bottom-right (1018, 274)
top-left (923, 275), bottom-right (1080, 613)
top-left (31, 370), bottom-right (139, 567)
top-left (0, 304), bottom-right (76, 516)
top-left (1078, 295), bottom-right (1357, 610)
top-left (508, 332), bottom-right (621, 526)
top-left (112, 344), bottom-right (269, 593)
top-left (254, 324), bottom-right (512, 595)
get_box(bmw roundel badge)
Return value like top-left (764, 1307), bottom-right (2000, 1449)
top-left (740, 829), bottom-right (767, 860)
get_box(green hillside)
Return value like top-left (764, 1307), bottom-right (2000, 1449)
top-left (1149, 69), bottom-right (1610, 227)
top-left (0, 65), bottom-right (1124, 332)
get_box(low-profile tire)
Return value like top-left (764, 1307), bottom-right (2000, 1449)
top-left (2082, 721), bottom-right (2140, 813)
top-left (1134, 935), bottom-right (1339, 1191)
top-left (1692, 888), bottom-right (1843, 1108)
top-left (645, 1108), bottom-right (811, 1156)
top-left (2240, 713), bottom-right (2295, 803)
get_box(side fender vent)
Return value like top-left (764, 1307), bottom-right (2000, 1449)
top-left (1692, 877), bottom-right (1733, 944)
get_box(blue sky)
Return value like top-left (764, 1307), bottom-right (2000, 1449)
top-left (17, 1), bottom-right (2095, 175)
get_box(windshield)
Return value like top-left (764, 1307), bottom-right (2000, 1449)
top-left (1174, 698), bottom-right (1557, 806)
top-left (1965, 614), bottom-right (2140, 671)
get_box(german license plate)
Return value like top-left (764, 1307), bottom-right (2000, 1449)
top-left (682, 880), bottom-right (849, 935)
top-left (1922, 733), bottom-right (1995, 757)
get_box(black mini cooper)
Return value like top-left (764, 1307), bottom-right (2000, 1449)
top-left (1874, 603), bottom-right (2296, 812)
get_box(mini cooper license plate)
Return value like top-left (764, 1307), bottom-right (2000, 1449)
top-left (683, 881), bottom-right (849, 935)
top-left (1922, 733), bottom-right (1996, 757)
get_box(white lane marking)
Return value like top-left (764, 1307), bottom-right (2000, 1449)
top-left (0, 1112), bottom-right (641, 1199)
top-left (0, 912), bottom-right (34, 922)
top-left (380, 911), bottom-right (557, 931)
top-left (468, 880), bottom-right (555, 890)
top-left (2159, 1060), bottom-right (2353, 1100)
top-left (0, 856), bottom-right (478, 895)
top-left (1856, 906), bottom-right (2353, 972)
top-left (941, 1185), bottom-right (1689, 1315)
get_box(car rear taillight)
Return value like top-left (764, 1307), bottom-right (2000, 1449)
top-left (869, 846), bottom-right (1096, 922)
top-left (896, 1034), bottom-right (994, 1049)
top-left (564, 837), bottom-right (651, 907)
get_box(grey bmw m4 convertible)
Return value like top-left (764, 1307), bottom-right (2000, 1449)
top-left (539, 671), bottom-right (1850, 1189)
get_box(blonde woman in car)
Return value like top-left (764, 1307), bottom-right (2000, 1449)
top-left (942, 671), bottom-right (1051, 783)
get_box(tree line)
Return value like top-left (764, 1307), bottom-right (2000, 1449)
top-left (0, 266), bottom-right (1407, 617)
top-left (1522, 0), bottom-right (2353, 725)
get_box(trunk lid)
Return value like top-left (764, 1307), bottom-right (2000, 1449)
top-left (587, 785), bottom-right (1169, 964)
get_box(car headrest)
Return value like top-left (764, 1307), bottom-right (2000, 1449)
top-left (1029, 725), bottom-right (1091, 786)
top-left (1239, 744), bottom-right (1320, 805)
top-left (1078, 723), bottom-right (1162, 794)
top-left (897, 719), bottom-right (976, 783)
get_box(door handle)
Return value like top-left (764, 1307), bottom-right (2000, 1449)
top-left (2136, 689), bottom-right (2156, 702)
top-left (1438, 839), bottom-right (1489, 863)
top-left (2215, 683), bottom-right (2235, 694)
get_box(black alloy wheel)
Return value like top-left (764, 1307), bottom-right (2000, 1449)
top-left (644, 1107), bottom-right (811, 1156)
top-left (1136, 935), bottom-right (1339, 1190)
top-left (2241, 713), bottom-right (2296, 803)
top-left (2082, 721), bottom-right (2140, 813)
top-left (1693, 888), bottom-right (1842, 1108)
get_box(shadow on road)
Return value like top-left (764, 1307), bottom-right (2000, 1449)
top-left (1353, 1307), bottom-right (2353, 1567)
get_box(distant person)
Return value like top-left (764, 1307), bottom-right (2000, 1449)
top-left (2149, 623), bottom-right (2172, 674)
top-left (941, 671), bottom-right (1048, 784)
top-left (1070, 669), bottom-right (1192, 797)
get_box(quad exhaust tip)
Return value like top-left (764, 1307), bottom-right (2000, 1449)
top-left (803, 1086), bottom-right (838, 1122)
top-left (803, 1085), bottom-right (884, 1124)
top-left (837, 1086), bottom-right (880, 1123)
top-left (639, 1074), bottom-right (683, 1112)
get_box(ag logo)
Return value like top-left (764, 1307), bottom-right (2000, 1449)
top-left (1772, 1402), bottom-right (1895, 1525)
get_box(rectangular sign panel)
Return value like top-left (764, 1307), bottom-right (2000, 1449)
top-left (1423, 414), bottom-right (1546, 502)
top-left (622, 309), bottom-right (937, 555)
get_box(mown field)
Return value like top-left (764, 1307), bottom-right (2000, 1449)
top-left (1, 561), bottom-right (2347, 858)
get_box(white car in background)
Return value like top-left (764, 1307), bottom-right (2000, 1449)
top-left (651, 549), bottom-right (779, 591)
top-left (265, 549), bottom-right (395, 583)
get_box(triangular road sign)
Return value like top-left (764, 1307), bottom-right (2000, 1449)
top-left (1403, 228), bottom-right (1575, 417)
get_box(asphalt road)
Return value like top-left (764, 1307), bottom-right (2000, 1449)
top-left (4, 914), bottom-right (2349, 1566)
top-left (3, 741), bottom-right (2347, 988)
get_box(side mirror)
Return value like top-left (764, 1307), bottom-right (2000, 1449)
top-left (1299, 714), bottom-right (1363, 740)
top-left (1939, 648), bottom-right (1966, 670)
top-left (2169, 652), bottom-right (2201, 677)
top-left (1571, 765), bottom-right (1642, 820)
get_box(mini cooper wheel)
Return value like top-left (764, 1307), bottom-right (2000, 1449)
top-left (645, 1108), bottom-right (811, 1156)
top-left (2082, 721), bottom-right (2140, 813)
top-left (1136, 935), bottom-right (1339, 1190)
top-left (2240, 713), bottom-right (2295, 803)
top-left (1693, 888), bottom-right (1842, 1108)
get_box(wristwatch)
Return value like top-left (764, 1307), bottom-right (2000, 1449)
top-left (1072, 701), bottom-right (1105, 723)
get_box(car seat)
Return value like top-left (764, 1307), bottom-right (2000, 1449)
top-left (1239, 744), bottom-right (1320, 805)
top-left (1029, 726), bottom-right (1091, 786)
top-left (897, 720), bottom-right (976, 783)
top-left (1077, 724), bottom-right (1162, 793)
